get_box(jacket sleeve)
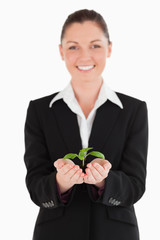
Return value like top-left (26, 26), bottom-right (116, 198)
top-left (24, 101), bottom-right (77, 209)
top-left (87, 101), bottom-right (148, 207)
top-left (56, 182), bottom-right (74, 204)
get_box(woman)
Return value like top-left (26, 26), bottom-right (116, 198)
top-left (24, 9), bottom-right (148, 240)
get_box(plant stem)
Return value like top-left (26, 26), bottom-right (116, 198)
top-left (82, 158), bottom-right (84, 167)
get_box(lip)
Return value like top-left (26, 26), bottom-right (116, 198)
top-left (76, 65), bottom-right (95, 72)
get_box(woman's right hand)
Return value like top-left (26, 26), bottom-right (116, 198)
top-left (54, 159), bottom-right (84, 194)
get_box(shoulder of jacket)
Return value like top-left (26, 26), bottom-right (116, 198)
top-left (30, 92), bottom-right (59, 106)
top-left (116, 92), bottom-right (146, 108)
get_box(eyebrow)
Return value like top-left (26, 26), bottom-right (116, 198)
top-left (66, 41), bottom-right (79, 44)
top-left (90, 39), bottom-right (102, 43)
top-left (66, 39), bottom-right (102, 44)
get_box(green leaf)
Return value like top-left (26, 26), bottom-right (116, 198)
top-left (63, 153), bottom-right (79, 159)
top-left (78, 151), bottom-right (86, 160)
top-left (79, 147), bottom-right (93, 161)
top-left (80, 147), bottom-right (93, 152)
top-left (87, 151), bottom-right (105, 159)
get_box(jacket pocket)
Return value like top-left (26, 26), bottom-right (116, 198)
top-left (36, 207), bottom-right (64, 225)
top-left (106, 206), bottom-right (138, 226)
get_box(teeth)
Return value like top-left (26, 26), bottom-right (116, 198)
top-left (77, 65), bottom-right (95, 71)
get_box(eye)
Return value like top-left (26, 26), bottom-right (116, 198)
top-left (91, 45), bottom-right (101, 49)
top-left (69, 46), bottom-right (78, 50)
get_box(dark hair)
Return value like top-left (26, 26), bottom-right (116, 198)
top-left (60, 9), bottom-right (111, 44)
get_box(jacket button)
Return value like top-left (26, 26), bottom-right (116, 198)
top-left (42, 202), bottom-right (48, 208)
top-left (42, 201), bottom-right (54, 208)
top-left (48, 201), bottom-right (54, 207)
top-left (109, 197), bottom-right (114, 204)
top-left (115, 200), bottom-right (119, 206)
top-left (109, 197), bottom-right (121, 206)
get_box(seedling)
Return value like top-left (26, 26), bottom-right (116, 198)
top-left (63, 147), bottom-right (105, 168)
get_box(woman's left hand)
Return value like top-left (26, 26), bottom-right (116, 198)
top-left (83, 158), bottom-right (112, 188)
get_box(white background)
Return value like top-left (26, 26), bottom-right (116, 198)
top-left (0, 0), bottom-right (159, 239)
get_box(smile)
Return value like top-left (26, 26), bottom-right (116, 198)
top-left (76, 65), bottom-right (95, 71)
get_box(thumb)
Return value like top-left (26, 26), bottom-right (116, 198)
top-left (54, 161), bottom-right (58, 168)
top-left (104, 162), bottom-right (112, 170)
top-left (54, 159), bottom-right (63, 168)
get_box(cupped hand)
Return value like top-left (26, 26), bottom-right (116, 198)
top-left (83, 158), bottom-right (112, 187)
top-left (54, 158), bottom-right (85, 186)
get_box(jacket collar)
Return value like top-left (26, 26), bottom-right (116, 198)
top-left (49, 80), bottom-right (123, 111)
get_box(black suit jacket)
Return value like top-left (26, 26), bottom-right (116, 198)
top-left (24, 91), bottom-right (148, 240)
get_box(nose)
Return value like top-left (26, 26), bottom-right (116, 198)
top-left (79, 48), bottom-right (91, 61)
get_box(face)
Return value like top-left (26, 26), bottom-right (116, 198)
top-left (59, 21), bottom-right (112, 83)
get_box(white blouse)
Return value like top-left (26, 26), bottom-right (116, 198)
top-left (49, 80), bottom-right (123, 149)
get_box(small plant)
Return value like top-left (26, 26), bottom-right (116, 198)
top-left (63, 147), bottom-right (105, 168)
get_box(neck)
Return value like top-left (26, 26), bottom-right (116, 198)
top-left (71, 77), bottom-right (103, 106)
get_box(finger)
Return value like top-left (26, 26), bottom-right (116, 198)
top-left (58, 163), bottom-right (74, 175)
top-left (54, 159), bottom-right (60, 168)
top-left (92, 163), bottom-right (105, 176)
top-left (103, 161), bottom-right (112, 171)
top-left (67, 165), bottom-right (80, 178)
top-left (85, 168), bottom-right (95, 183)
top-left (71, 168), bottom-right (83, 183)
top-left (92, 163), bottom-right (110, 179)
top-left (66, 166), bottom-right (84, 184)
top-left (77, 174), bottom-right (85, 184)
top-left (88, 165), bottom-right (103, 182)
top-left (54, 159), bottom-right (75, 169)
top-left (83, 172), bottom-right (93, 184)
top-left (83, 174), bottom-right (89, 183)
top-left (87, 163), bottom-right (104, 177)
top-left (58, 163), bottom-right (65, 169)
top-left (54, 159), bottom-right (65, 169)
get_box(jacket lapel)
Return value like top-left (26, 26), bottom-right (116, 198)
top-left (89, 100), bottom-right (122, 152)
top-left (52, 99), bottom-right (121, 155)
top-left (52, 100), bottom-right (82, 153)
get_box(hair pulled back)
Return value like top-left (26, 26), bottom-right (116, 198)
top-left (60, 9), bottom-right (111, 44)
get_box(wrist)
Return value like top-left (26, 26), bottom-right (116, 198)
top-left (56, 173), bottom-right (74, 194)
top-left (94, 179), bottom-right (105, 189)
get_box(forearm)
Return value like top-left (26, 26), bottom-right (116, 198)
top-left (56, 172), bottom-right (74, 194)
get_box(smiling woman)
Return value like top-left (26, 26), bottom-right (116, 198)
top-left (58, 20), bottom-right (112, 117)
top-left (24, 9), bottom-right (148, 240)
top-left (59, 21), bottom-right (112, 84)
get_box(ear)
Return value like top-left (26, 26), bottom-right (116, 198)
top-left (107, 42), bottom-right (112, 58)
top-left (59, 44), bottom-right (64, 60)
